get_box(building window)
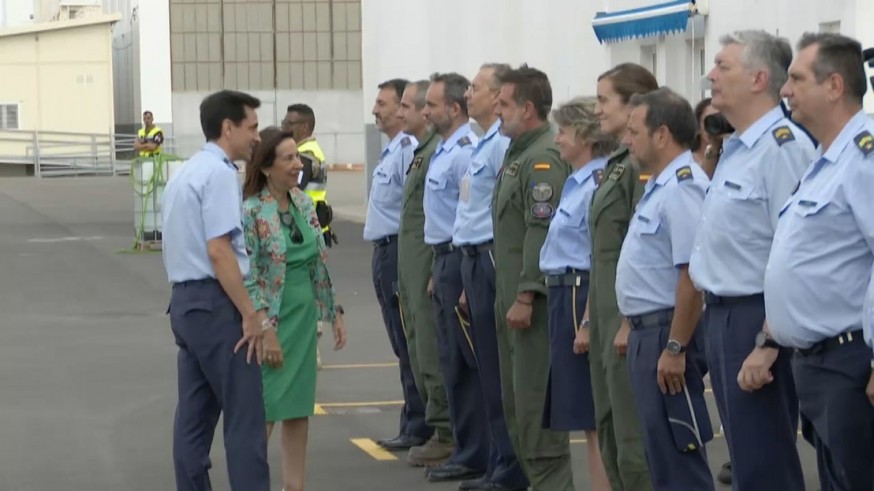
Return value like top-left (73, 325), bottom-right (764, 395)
top-left (0, 104), bottom-right (19, 129)
top-left (819, 21), bottom-right (840, 34)
top-left (640, 45), bottom-right (657, 79)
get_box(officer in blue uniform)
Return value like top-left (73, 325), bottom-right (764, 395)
top-left (363, 79), bottom-right (431, 451)
top-left (615, 88), bottom-right (713, 491)
top-left (765, 32), bottom-right (874, 491)
top-left (454, 63), bottom-right (528, 491)
top-left (538, 97), bottom-right (613, 491)
top-left (688, 30), bottom-right (813, 491)
top-left (161, 90), bottom-right (270, 491)
top-left (422, 72), bottom-right (489, 483)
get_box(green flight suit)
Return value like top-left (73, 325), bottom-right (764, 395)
top-left (397, 132), bottom-right (453, 442)
top-left (588, 145), bottom-right (652, 491)
top-left (492, 123), bottom-right (573, 491)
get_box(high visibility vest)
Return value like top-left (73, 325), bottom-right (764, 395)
top-left (297, 138), bottom-right (327, 203)
top-left (137, 126), bottom-right (164, 157)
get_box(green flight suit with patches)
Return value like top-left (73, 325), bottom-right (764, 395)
top-left (397, 131), bottom-right (453, 443)
top-left (492, 123), bottom-right (573, 490)
top-left (588, 145), bottom-right (652, 491)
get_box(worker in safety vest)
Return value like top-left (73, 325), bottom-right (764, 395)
top-left (282, 103), bottom-right (337, 246)
top-left (135, 110), bottom-right (164, 158)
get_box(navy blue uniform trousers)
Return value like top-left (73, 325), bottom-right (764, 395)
top-left (703, 293), bottom-right (803, 491)
top-left (432, 247), bottom-right (489, 471)
top-left (460, 244), bottom-right (528, 488)
top-left (793, 330), bottom-right (874, 491)
top-left (168, 279), bottom-right (270, 491)
top-left (371, 236), bottom-right (430, 440)
top-left (627, 309), bottom-right (714, 491)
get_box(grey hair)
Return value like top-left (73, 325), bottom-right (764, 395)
top-left (479, 63), bottom-right (512, 90)
top-left (720, 30), bottom-right (793, 101)
top-left (408, 80), bottom-right (430, 110)
top-left (552, 96), bottom-right (618, 158)
top-left (430, 72), bottom-right (470, 116)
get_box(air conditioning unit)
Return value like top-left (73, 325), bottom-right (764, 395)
top-left (57, 0), bottom-right (101, 20)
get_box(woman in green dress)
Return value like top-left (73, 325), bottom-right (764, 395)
top-left (243, 129), bottom-right (347, 491)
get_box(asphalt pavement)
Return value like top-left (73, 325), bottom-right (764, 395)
top-left (0, 174), bottom-right (820, 490)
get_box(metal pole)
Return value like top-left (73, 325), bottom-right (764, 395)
top-left (33, 131), bottom-right (41, 178)
top-left (91, 134), bottom-right (98, 176)
top-left (109, 133), bottom-right (117, 175)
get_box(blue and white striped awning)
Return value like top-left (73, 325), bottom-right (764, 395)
top-left (592, 1), bottom-right (697, 44)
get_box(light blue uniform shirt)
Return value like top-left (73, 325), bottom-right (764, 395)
top-left (424, 124), bottom-right (477, 245)
top-left (616, 151), bottom-right (709, 316)
top-left (689, 106), bottom-right (815, 296)
top-left (764, 110), bottom-right (874, 356)
top-left (363, 132), bottom-right (417, 241)
top-left (864, 271), bottom-right (874, 358)
top-left (539, 156), bottom-right (607, 274)
top-left (161, 142), bottom-right (248, 282)
top-left (453, 120), bottom-right (509, 246)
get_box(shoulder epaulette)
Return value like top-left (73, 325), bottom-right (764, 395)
top-left (401, 136), bottom-right (411, 147)
top-left (458, 136), bottom-right (472, 147)
top-left (772, 126), bottom-right (795, 146)
top-left (854, 130), bottom-right (874, 157)
top-left (675, 165), bottom-right (693, 183)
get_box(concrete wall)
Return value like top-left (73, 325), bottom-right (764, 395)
top-left (171, 89), bottom-right (364, 161)
top-left (0, 19), bottom-right (117, 134)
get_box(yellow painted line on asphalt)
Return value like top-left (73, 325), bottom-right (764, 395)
top-left (322, 362), bottom-right (399, 369)
top-left (313, 404), bottom-right (327, 415)
top-left (351, 438), bottom-right (398, 461)
top-left (319, 400), bottom-right (404, 408)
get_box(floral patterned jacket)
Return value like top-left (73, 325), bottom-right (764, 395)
top-left (243, 186), bottom-right (336, 326)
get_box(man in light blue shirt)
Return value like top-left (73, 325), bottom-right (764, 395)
top-left (765, 33), bottom-right (874, 491)
top-left (615, 88), bottom-right (713, 491)
top-left (420, 71), bottom-right (489, 484)
top-left (161, 90), bottom-right (270, 491)
top-left (362, 79), bottom-right (430, 452)
top-left (454, 63), bottom-right (528, 491)
top-left (687, 30), bottom-right (813, 491)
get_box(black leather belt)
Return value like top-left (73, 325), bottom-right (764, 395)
top-left (796, 329), bottom-right (864, 357)
top-left (372, 235), bottom-right (397, 247)
top-left (459, 241), bottom-right (493, 257)
top-left (628, 308), bottom-right (674, 330)
top-left (172, 278), bottom-right (218, 288)
top-left (545, 270), bottom-right (590, 287)
top-left (432, 242), bottom-right (456, 255)
top-left (704, 292), bottom-right (763, 306)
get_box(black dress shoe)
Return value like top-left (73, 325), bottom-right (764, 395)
top-left (464, 484), bottom-right (527, 491)
top-left (458, 477), bottom-right (486, 490)
top-left (376, 435), bottom-right (427, 450)
top-left (717, 461), bottom-right (732, 485)
top-left (426, 463), bottom-right (483, 482)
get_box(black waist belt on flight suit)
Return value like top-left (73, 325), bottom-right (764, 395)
top-left (796, 329), bottom-right (864, 357)
top-left (459, 241), bottom-right (493, 257)
top-left (545, 269), bottom-right (590, 287)
top-left (628, 308), bottom-right (675, 330)
top-left (432, 242), bottom-right (456, 255)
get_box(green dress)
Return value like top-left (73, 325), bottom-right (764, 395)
top-left (262, 203), bottom-right (319, 422)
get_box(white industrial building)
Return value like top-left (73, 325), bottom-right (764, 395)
top-left (2, 0), bottom-right (873, 169)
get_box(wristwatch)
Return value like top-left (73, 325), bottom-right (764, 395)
top-left (665, 339), bottom-right (686, 355)
top-left (755, 331), bottom-right (780, 350)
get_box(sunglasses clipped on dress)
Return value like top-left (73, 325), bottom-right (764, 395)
top-left (279, 210), bottom-right (303, 244)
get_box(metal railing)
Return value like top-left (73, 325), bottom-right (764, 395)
top-left (0, 129), bottom-right (177, 177)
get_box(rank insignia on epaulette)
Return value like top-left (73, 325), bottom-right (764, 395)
top-left (593, 169), bottom-right (605, 186)
top-left (533, 162), bottom-right (551, 171)
top-left (458, 136), bottom-right (472, 147)
top-left (411, 156), bottom-right (423, 169)
top-left (639, 173), bottom-right (651, 184)
top-left (531, 182), bottom-right (553, 202)
top-left (506, 161), bottom-right (520, 177)
top-left (772, 126), bottom-right (795, 146)
top-left (531, 202), bottom-right (554, 219)
top-left (675, 166), bottom-right (693, 183)
top-left (854, 130), bottom-right (874, 157)
top-left (401, 136), bottom-right (411, 147)
top-left (608, 164), bottom-right (625, 181)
